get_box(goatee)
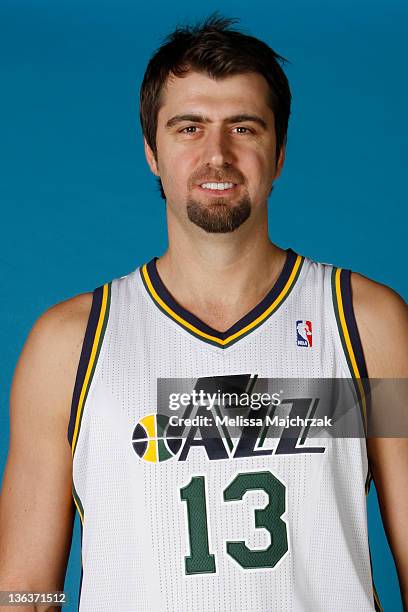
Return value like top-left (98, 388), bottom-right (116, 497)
top-left (186, 196), bottom-right (251, 233)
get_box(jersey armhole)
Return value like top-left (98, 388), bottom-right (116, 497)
top-left (67, 283), bottom-right (111, 454)
top-left (331, 266), bottom-right (371, 438)
top-left (331, 267), bottom-right (368, 379)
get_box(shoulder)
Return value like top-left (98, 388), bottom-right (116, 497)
top-left (11, 292), bottom-right (94, 426)
top-left (350, 272), bottom-right (408, 377)
top-left (20, 292), bottom-right (93, 368)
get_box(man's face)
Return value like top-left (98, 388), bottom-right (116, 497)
top-left (145, 70), bottom-right (285, 233)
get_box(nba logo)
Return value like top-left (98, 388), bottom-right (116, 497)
top-left (296, 320), bottom-right (313, 347)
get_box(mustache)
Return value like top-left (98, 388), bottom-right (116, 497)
top-left (189, 168), bottom-right (246, 186)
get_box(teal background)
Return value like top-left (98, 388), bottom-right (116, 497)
top-left (0, 0), bottom-right (406, 609)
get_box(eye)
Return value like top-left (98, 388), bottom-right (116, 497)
top-left (233, 126), bottom-right (253, 134)
top-left (180, 125), bottom-right (198, 134)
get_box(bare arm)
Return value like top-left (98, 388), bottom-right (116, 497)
top-left (352, 272), bottom-right (408, 609)
top-left (0, 293), bottom-right (92, 610)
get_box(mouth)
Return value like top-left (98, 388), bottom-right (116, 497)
top-left (194, 181), bottom-right (239, 196)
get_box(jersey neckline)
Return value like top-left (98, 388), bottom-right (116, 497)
top-left (140, 248), bottom-right (304, 348)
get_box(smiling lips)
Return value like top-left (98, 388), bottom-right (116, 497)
top-left (195, 181), bottom-right (238, 195)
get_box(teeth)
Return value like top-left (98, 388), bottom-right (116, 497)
top-left (200, 182), bottom-right (234, 190)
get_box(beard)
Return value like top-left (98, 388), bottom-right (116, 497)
top-left (186, 195), bottom-right (251, 233)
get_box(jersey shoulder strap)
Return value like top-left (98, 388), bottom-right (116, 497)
top-left (67, 283), bottom-right (111, 454)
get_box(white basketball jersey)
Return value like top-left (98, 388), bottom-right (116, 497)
top-left (68, 248), bottom-right (382, 611)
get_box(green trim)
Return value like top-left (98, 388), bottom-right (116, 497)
top-left (365, 468), bottom-right (373, 496)
top-left (72, 481), bottom-right (84, 521)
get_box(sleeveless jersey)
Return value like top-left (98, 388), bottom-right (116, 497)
top-left (68, 248), bottom-right (382, 612)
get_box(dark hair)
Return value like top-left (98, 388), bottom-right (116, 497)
top-left (140, 13), bottom-right (292, 199)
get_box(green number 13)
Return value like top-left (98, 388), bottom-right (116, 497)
top-left (180, 470), bottom-right (288, 575)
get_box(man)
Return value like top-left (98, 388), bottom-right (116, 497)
top-left (0, 14), bottom-right (407, 612)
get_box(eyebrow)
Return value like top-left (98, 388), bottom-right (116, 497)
top-left (165, 113), bottom-right (268, 130)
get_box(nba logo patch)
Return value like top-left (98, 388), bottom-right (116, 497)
top-left (296, 320), bottom-right (313, 347)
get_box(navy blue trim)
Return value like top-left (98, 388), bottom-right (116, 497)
top-left (145, 248), bottom-right (298, 340)
top-left (67, 287), bottom-right (103, 448)
top-left (339, 269), bottom-right (369, 379)
top-left (339, 269), bottom-right (372, 433)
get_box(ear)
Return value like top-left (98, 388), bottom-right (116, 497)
top-left (144, 138), bottom-right (160, 176)
top-left (274, 141), bottom-right (286, 179)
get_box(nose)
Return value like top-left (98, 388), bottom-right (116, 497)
top-left (201, 128), bottom-right (234, 168)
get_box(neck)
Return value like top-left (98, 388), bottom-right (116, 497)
top-left (156, 215), bottom-right (287, 332)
